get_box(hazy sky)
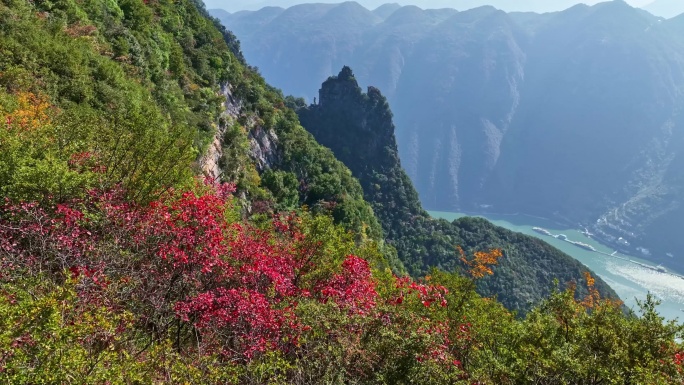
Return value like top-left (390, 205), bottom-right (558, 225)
top-left (206, 0), bottom-right (656, 13)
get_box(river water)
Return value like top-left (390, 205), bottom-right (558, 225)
top-left (429, 211), bottom-right (684, 323)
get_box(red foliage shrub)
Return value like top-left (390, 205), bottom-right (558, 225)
top-left (0, 179), bottom-right (390, 361)
top-left (0, 179), bottom-right (476, 376)
top-left (320, 255), bottom-right (377, 314)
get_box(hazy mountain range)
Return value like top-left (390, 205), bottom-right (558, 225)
top-left (206, 0), bottom-right (684, 18)
top-left (213, 1), bottom-right (684, 270)
top-left (644, 0), bottom-right (684, 18)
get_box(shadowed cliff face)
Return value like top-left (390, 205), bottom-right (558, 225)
top-left (214, 2), bottom-right (684, 270)
top-left (391, 7), bottom-right (526, 209)
top-left (298, 66), bottom-right (425, 236)
top-left (301, 66), bottom-right (400, 175)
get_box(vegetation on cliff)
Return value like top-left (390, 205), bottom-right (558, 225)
top-left (0, 0), bottom-right (383, 244)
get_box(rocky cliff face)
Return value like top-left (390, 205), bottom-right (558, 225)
top-left (299, 66), bottom-right (423, 233)
top-left (200, 83), bottom-right (280, 184)
top-left (392, 7), bottom-right (526, 209)
top-left (303, 66), bottom-right (398, 173)
top-left (248, 125), bottom-right (280, 172)
top-left (200, 84), bottom-right (239, 180)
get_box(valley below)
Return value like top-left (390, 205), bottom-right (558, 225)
top-left (432, 210), bottom-right (684, 321)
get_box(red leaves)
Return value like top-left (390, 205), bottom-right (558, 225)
top-left (175, 288), bottom-right (291, 359)
top-left (391, 276), bottom-right (449, 308)
top-left (0, 179), bottom-right (472, 372)
top-left (9, 335), bottom-right (35, 349)
top-left (675, 351), bottom-right (684, 374)
top-left (67, 151), bottom-right (107, 174)
top-left (152, 189), bottom-right (231, 272)
top-left (1, 179), bottom-right (382, 360)
top-left (320, 255), bottom-right (377, 314)
top-left (227, 222), bottom-right (302, 298)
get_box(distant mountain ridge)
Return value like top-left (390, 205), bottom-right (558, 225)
top-left (213, 1), bottom-right (684, 271)
top-left (207, 0), bottom-right (681, 17)
top-left (644, 0), bottom-right (684, 18)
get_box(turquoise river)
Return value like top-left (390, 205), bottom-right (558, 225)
top-left (430, 211), bottom-right (684, 322)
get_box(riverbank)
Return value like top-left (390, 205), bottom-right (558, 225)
top-left (532, 227), bottom-right (684, 281)
top-left (429, 211), bottom-right (684, 322)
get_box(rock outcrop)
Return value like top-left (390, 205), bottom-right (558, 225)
top-left (296, 67), bottom-right (619, 313)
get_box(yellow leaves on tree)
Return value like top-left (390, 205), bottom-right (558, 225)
top-left (580, 271), bottom-right (601, 309)
top-left (458, 246), bottom-right (503, 279)
top-left (565, 272), bottom-right (622, 311)
top-left (3, 92), bottom-right (52, 133)
top-left (583, 271), bottom-right (595, 288)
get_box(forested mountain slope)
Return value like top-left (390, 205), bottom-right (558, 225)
top-left (214, 1), bottom-right (684, 270)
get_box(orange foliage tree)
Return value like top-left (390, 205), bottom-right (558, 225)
top-left (3, 91), bottom-right (52, 133)
top-left (458, 246), bottom-right (503, 279)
